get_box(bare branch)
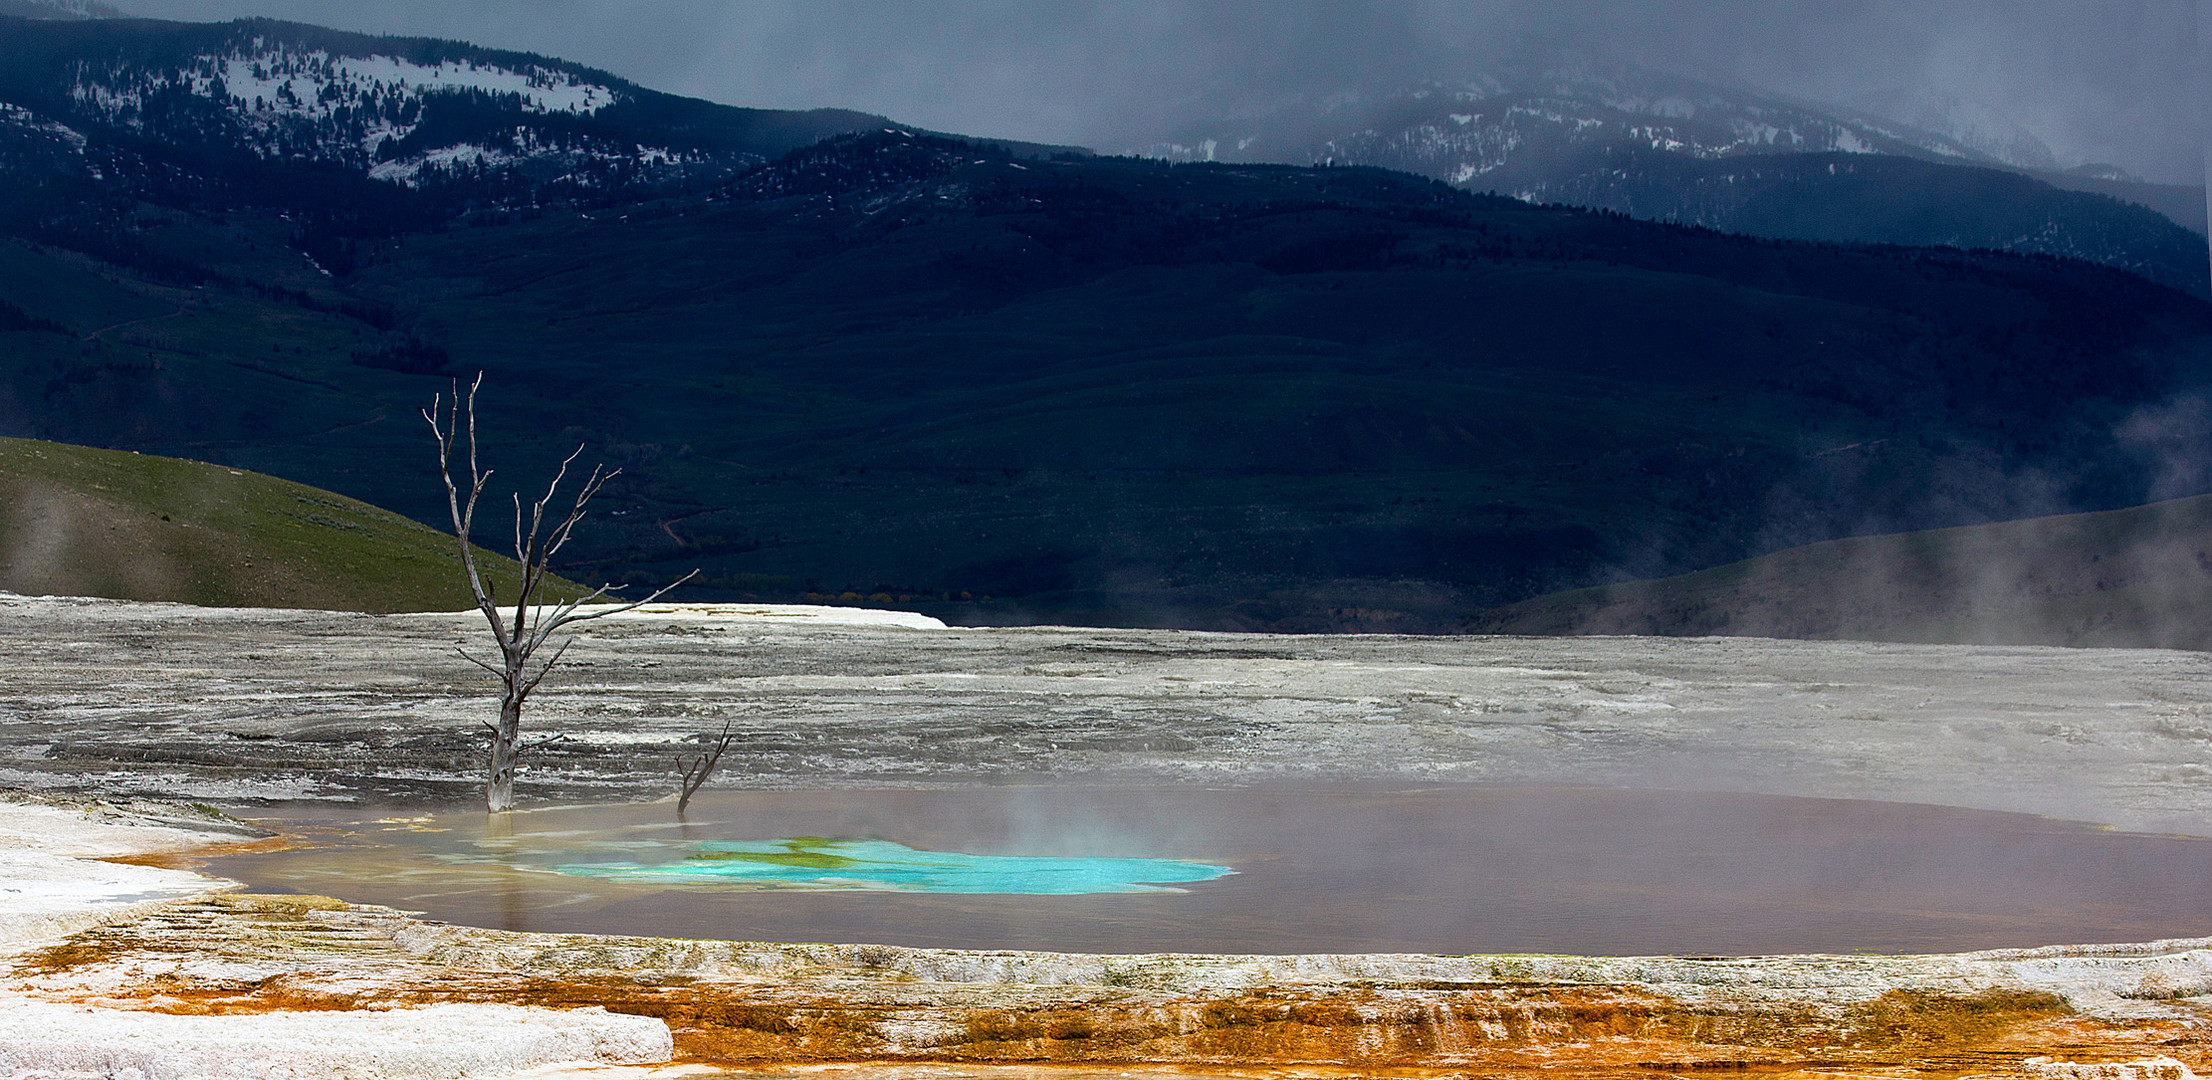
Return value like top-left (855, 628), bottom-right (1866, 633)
top-left (677, 718), bottom-right (738, 814)
top-left (454, 645), bottom-right (502, 677)
top-left (520, 636), bottom-right (576, 696)
top-left (536, 568), bottom-right (703, 642)
top-left (538, 462), bottom-right (611, 566)
top-left (523, 583), bottom-right (622, 656)
top-left (512, 488), bottom-right (531, 649)
top-left (425, 374), bottom-right (507, 647)
top-left (507, 447), bottom-right (602, 654)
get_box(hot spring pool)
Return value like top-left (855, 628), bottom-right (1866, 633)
top-left (553, 835), bottom-right (1232, 893)
top-left (203, 785), bottom-right (2212, 956)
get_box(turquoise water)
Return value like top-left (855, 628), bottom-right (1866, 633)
top-left (555, 836), bottom-right (1234, 894)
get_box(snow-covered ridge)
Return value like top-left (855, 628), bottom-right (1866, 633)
top-left (1303, 92), bottom-right (1913, 188)
top-left (1136, 65), bottom-right (2011, 185)
top-left (56, 40), bottom-right (674, 187)
top-left (221, 50), bottom-right (618, 119)
top-left (69, 42), bottom-right (622, 132)
top-left (1848, 88), bottom-right (2062, 173)
top-left (8, 0), bottom-right (126, 18)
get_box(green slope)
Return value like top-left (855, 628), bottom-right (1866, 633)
top-left (1468, 494), bottom-right (2212, 650)
top-left (0, 437), bottom-right (585, 612)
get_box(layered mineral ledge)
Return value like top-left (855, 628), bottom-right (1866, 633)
top-left (4, 799), bottom-right (2211, 1080)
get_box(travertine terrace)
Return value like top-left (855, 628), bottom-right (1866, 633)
top-left (4, 593), bottom-right (2212, 1077)
top-left (3, 593), bottom-right (2211, 834)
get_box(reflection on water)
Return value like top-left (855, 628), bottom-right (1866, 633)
top-left (554, 836), bottom-right (1232, 893)
top-left (206, 786), bottom-right (2212, 956)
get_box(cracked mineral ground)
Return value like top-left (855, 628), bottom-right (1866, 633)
top-left (5, 594), bottom-right (2212, 839)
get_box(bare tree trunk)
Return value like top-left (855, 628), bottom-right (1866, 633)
top-left (425, 374), bottom-right (696, 814)
top-left (488, 693), bottom-right (522, 813)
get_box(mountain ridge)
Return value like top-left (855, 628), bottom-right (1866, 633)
top-left (1134, 65), bottom-right (2209, 294)
top-left (0, 0), bottom-right (123, 20)
top-left (0, 14), bottom-right (892, 241)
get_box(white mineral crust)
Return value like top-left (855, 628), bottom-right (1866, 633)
top-left (0, 850), bottom-right (222, 948)
top-left (0, 1000), bottom-right (672, 1080)
top-left (0, 800), bottom-right (677, 1079)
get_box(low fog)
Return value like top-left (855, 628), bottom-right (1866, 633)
top-left (112, 0), bottom-right (2205, 185)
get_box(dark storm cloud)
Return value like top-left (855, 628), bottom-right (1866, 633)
top-left (115, 1), bottom-right (2204, 183)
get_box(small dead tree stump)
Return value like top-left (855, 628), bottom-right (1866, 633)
top-left (676, 719), bottom-right (738, 815)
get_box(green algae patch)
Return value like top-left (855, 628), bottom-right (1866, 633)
top-left (559, 836), bottom-right (1233, 895)
top-left (685, 838), bottom-right (868, 870)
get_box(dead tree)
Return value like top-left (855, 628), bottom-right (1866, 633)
top-left (675, 719), bottom-right (738, 815)
top-left (426, 374), bottom-right (697, 813)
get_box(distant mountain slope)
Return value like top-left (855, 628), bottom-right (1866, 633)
top-left (0, 130), bottom-right (2196, 630)
top-left (0, 14), bottom-right (889, 264)
top-left (1137, 65), bottom-right (2008, 175)
top-left (2034, 167), bottom-right (2207, 237)
top-left (1467, 493), bottom-right (2212, 651)
top-left (0, 436), bottom-right (576, 612)
top-left (1512, 150), bottom-right (2208, 297)
top-left (1140, 66), bottom-right (2209, 295)
top-left (0, 0), bottom-right (124, 19)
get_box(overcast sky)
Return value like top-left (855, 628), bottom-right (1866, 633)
top-left (114, 0), bottom-right (2206, 185)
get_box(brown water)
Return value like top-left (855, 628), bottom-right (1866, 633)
top-left (205, 785), bottom-right (2212, 956)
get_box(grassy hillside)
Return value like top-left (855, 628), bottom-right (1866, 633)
top-left (0, 437), bottom-right (584, 612)
top-left (1469, 494), bottom-right (2212, 650)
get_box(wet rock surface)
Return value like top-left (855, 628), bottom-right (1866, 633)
top-left (1, 594), bottom-right (2210, 836)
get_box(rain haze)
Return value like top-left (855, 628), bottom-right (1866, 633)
top-left (112, 0), bottom-right (2207, 185)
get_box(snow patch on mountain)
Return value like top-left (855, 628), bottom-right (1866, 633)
top-left (1848, 89), bottom-right (2061, 173)
top-left (2, 0), bottom-right (126, 18)
top-left (0, 100), bottom-right (86, 152)
top-left (1133, 65), bottom-right (2010, 186)
top-left (70, 44), bottom-right (622, 131)
top-left (30, 36), bottom-right (778, 196)
top-left (213, 50), bottom-right (618, 125)
top-left (367, 140), bottom-right (514, 183)
top-left (62, 41), bottom-right (637, 179)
